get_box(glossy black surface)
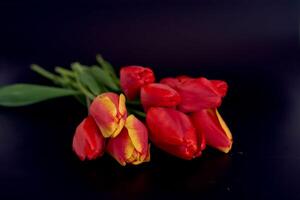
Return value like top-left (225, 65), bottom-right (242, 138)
top-left (0, 1), bottom-right (299, 199)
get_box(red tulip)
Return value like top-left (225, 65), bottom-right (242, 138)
top-left (160, 76), bottom-right (228, 112)
top-left (120, 66), bottom-right (155, 100)
top-left (72, 116), bottom-right (105, 161)
top-left (211, 80), bottom-right (228, 97)
top-left (159, 75), bottom-right (190, 90)
top-left (106, 115), bottom-right (150, 166)
top-left (190, 109), bottom-right (232, 153)
top-left (140, 83), bottom-right (181, 111)
top-left (146, 107), bottom-right (204, 160)
top-left (90, 92), bottom-right (127, 138)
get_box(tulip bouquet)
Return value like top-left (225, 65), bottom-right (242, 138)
top-left (0, 55), bottom-right (232, 166)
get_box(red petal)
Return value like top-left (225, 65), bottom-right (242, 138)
top-left (211, 80), bottom-right (228, 97)
top-left (72, 116), bottom-right (105, 160)
top-left (141, 83), bottom-right (181, 111)
top-left (160, 77), bottom-right (181, 89)
top-left (146, 107), bottom-right (198, 159)
top-left (190, 109), bottom-right (232, 153)
top-left (120, 66), bottom-right (155, 100)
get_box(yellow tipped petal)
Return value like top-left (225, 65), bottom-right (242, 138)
top-left (126, 149), bottom-right (138, 163)
top-left (110, 118), bottom-right (126, 138)
top-left (125, 115), bottom-right (148, 153)
top-left (216, 109), bottom-right (233, 140)
top-left (98, 95), bottom-right (117, 117)
top-left (118, 93), bottom-right (127, 116)
top-left (99, 123), bottom-right (118, 138)
top-left (124, 142), bottom-right (136, 161)
top-left (130, 150), bottom-right (146, 165)
top-left (218, 144), bottom-right (232, 153)
top-left (132, 144), bottom-right (151, 165)
top-left (132, 159), bottom-right (144, 165)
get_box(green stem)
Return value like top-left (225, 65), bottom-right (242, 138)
top-left (70, 63), bottom-right (96, 100)
top-left (76, 80), bottom-right (95, 100)
top-left (31, 64), bottom-right (63, 84)
top-left (55, 67), bottom-right (76, 78)
top-left (86, 96), bottom-right (91, 111)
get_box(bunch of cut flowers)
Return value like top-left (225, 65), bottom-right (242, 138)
top-left (0, 55), bottom-right (232, 166)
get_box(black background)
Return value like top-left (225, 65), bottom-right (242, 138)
top-left (0, 1), bottom-right (299, 199)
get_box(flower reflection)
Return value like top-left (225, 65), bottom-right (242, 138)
top-left (77, 150), bottom-right (232, 196)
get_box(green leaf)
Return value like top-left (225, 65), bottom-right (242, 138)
top-left (78, 68), bottom-right (103, 95)
top-left (71, 62), bottom-right (101, 97)
top-left (79, 71), bottom-right (103, 95)
top-left (0, 84), bottom-right (81, 107)
top-left (90, 65), bottom-right (119, 91)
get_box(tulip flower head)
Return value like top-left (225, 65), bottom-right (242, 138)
top-left (161, 76), bottom-right (228, 113)
top-left (146, 107), bottom-right (205, 160)
top-left (141, 83), bottom-right (181, 111)
top-left (106, 115), bottom-right (150, 166)
top-left (72, 116), bottom-right (106, 161)
top-left (120, 66), bottom-right (155, 100)
top-left (191, 109), bottom-right (232, 153)
top-left (211, 80), bottom-right (228, 97)
top-left (90, 92), bottom-right (127, 138)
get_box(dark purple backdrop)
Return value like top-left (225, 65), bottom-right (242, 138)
top-left (0, 1), bottom-right (299, 199)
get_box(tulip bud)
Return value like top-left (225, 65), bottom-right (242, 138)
top-left (72, 116), bottom-right (105, 161)
top-left (159, 76), bottom-right (190, 89)
top-left (146, 107), bottom-right (204, 160)
top-left (90, 92), bottom-right (127, 138)
top-left (190, 109), bottom-right (233, 153)
top-left (141, 83), bottom-right (181, 111)
top-left (211, 80), bottom-right (228, 97)
top-left (161, 76), bottom-right (228, 112)
top-left (106, 115), bottom-right (150, 166)
top-left (120, 66), bottom-right (155, 100)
